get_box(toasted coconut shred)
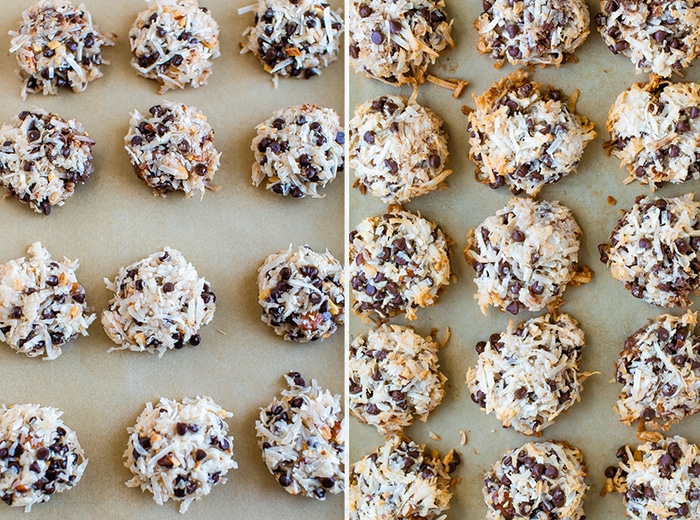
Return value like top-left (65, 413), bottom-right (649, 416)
top-left (256, 372), bottom-right (345, 500)
top-left (0, 403), bottom-right (87, 512)
top-left (467, 70), bottom-right (596, 197)
top-left (124, 396), bottom-right (237, 514)
top-left (349, 323), bottom-right (446, 437)
top-left (467, 313), bottom-right (586, 436)
top-left (0, 242), bottom-right (94, 360)
top-left (251, 104), bottom-right (344, 199)
top-left (102, 247), bottom-right (216, 356)
top-left (599, 193), bottom-right (700, 307)
top-left (349, 95), bottom-right (452, 203)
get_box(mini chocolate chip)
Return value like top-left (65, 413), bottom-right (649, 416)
top-left (512, 229), bottom-right (525, 242)
top-left (27, 129), bottom-right (40, 142)
top-left (176, 422), bottom-right (188, 435)
top-left (10, 306), bottom-right (22, 319)
top-left (428, 155), bottom-right (441, 169)
top-left (163, 282), bottom-right (174, 293)
top-left (371, 30), bottom-right (384, 44)
top-left (604, 466), bottom-right (617, 478)
top-left (363, 131), bottom-right (375, 144)
top-left (195, 164), bottom-right (208, 176)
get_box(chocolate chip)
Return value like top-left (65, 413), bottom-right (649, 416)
top-left (389, 20), bottom-right (402, 34)
top-left (512, 229), bottom-right (525, 242)
top-left (604, 466), bottom-right (617, 478)
top-left (428, 155), bottom-right (441, 169)
top-left (27, 129), bottom-right (40, 142)
top-left (371, 31), bottom-right (384, 44)
top-left (363, 131), bottom-right (375, 144)
top-left (384, 158), bottom-right (398, 173)
top-left (475, 341), bottom-right (486, 353)
top-left (195, 164), bottom-right (208, 176)
top-left (505, 301), bottom-right (520, 314)
top-left (163, 282), bottom-right (174, 293)
top-left (176, 422), bottom-right (188, 435)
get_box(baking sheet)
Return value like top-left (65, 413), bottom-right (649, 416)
top-left (349, 1), bottom-right (700, 518)
top-left (0, 0), bottom-right (344, 518)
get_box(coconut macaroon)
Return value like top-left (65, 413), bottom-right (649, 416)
top-left (467, 313), bottom-right (587, 436)
top-left (606, 76), bottom-right (700, 189)
top-left (474, 0), bottom-right (590, 68)
top-left (125, 101), bottom-right (220, 198)
top-left (129, 0), bottom-right (220, 93)
top-left (251, 104), bottom-right (344, 199)
top-left (256, 372), bottom-right (345, 500)
top-left (349, 95), bottom-right (452, 203)
top-left (102, 247), bottom-right (216, 356)
top-left (0, 403), bottom-right (87, 512)
top-left (467, 70), bottom-right (596, 197)
top-left (349, 437), bottom-right (460, 520)
top-left (348, 0), bottom-right (454, 86)
top-left (465, 197), bottom-right (590, 315)
top-left (595, 0), bottom-right (700, 77)
top-left (599, 193), bottom-right (700, 307)
top-left (484, 441), bottom-right (588, 520)
top-left (0, 243), bottom-right (94, 360)
top-left (124, 396), bottom-right (237, 514)
top-left (349, 207), bottom-right (452, 322)
top-left (9, 0), bottom-right (116, 98)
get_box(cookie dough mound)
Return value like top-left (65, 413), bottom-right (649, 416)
top-left (606, 76), bottom-right (700, 189)
top-left (124, 396), bottom-right (237, 514)
top-left (251, 104), bottom-right (344, 198)
top-left (129, 0), bottom-right (220, 93)
top-left (125, 101), bottom-right (220, 197)
top-left (348, 0), bottom-right (454, 86)
top-left (256, 372), bottom-right (345, 499)
top-left (599, 193), bottom-right (700, 307)
top-left (475, 0), bottom-right (590, 68)
top-left (467, 70), bottom-right (596, 197)
top-left (349, 437), bottom-right (459, 520)
top-left (240, 0), bottom-right (343, 80)
top-left (595, 0), bottom-right (700, 77)
top-left (349, 95), bottom-right (452, 203)
top-left (467, 313), bottom-right (586, 436)
top-left (0, 243), bottom-right (94, 360)
top-left (9, 0), bottom-right (116, 98)
top-left (0, 403), bottom-right (87, 512)
top-left (465, 197), bottom-right (590, 315)
top-left (102, 247), bottom-right (216, 356)
top-left (349, 207), bottom-right (452, 321)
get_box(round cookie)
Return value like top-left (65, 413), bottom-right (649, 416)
top-left (467, 70), bottom-right (596, 197)
top-left (475, 0), bottom-right (590, 68)
top-left (349, 207), bottom-right (452, 321)
top-left (0, 242), bottom-right (94, 360)
top-left (0, 403), bottom-right (87, 512)
top-left (348, 0), bottom-right (454, 86)
top-left (125, 101), bottom-right (220, 197)
top-left (349, 95), bottom-right (452, 203)
top-left (349, 324), bottom-right (446, 436)
top-left (606, 76), bottom-right (700, 189)
top-left (465, 197), bottom-right (590, 315)
top-left (349, 437), bottom-right (459, 520)
top-left (9, 0), bottom-right (116, 98)
top-left (102, 247), bottom-right (216, 356)
top-left (467, 313), bottom-right (586, 436)
top-left (599, 193), bottom-right (700, 307)
top-left (124, 396), bottom-right (237, 514)
top-left (595, 0), bottom-right (700, 77)
top-left (255, 372), bottom-right (345, 500)
top-left (251, 104), bottom-right (344, 199)
top-left (129, 0), bottom-right (220, 93)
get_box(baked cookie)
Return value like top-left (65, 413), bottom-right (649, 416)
top-left (348, 0), bottom-right (453, 86)
top-left (125, 101), bottom-right (220, 197)
top-left (0, 403), bottom-right (87, 512)
top-left (349, 207), bottom-right (452, 321)
top-left (467, 313), bottom-right (586, 436)
top-left (349, 324), bottom-right (446, 436)
top-left (257, 245), bottom-right (344, 342)
top-left (349, 95), bottom-right (452, 203)
top-left (0, 108), bottom-right (94, 215)
top-left (599, 193), bottom-right (700, 307)
top-left (129, 0), bottom-right (220, 93)
top-left (124, 396), bottom-right (237, 514)
top-left (475, 0), bottom-right (590, 68)
top-left (595, 0), bottom-right (700, 77)
top-left (256, 372), bottom-right (345, 500)
top-left (467, 70), bottom-right (596, 196)
top-left (9, 0), bottom-right (116, 98)
top-left (0, 242), bottom-right (94, 360)
top-left (251, 104), bottom-right (344, 198)
top-left (102, 248), bottom-right (216, 356)
top-left (349, 437), bottom-right (459, 520)
top-left (465, 197), bottom-right (590, 315)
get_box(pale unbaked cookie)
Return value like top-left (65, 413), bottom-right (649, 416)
top-left (467, 70), bottom-right (596, 196)
top-left (349, 95), bottom-right (452, 203)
